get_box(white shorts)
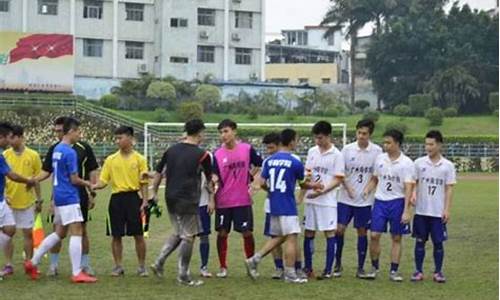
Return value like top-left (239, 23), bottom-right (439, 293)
top-left (0, 201), bottom-right (15, 228)
top-left (304, 203), bottom-right (337, 231)
top-left (269, 215), bottom-right (301, 236)
top-left (12, 206), bottom-right (35, 229)
top-left (54, 204), bottom-right (83, 226)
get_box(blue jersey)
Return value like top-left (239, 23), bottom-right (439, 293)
top-left (261, 152), bottom-right (304, 216)
top-left (0, 154), bottom-right (11, 203)
top-left (52, 143), bottom-right (80, 207)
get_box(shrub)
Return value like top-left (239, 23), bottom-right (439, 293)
top-left (146, 81), bottom-right (176, 102)
top-left (177, 101), bottom-right (203, 121)
top-left (443, 107), bottom-right (458, 117)
top-left (99, 94), bottom-right (120, 109)
top-left (385, 120), bottom-right (408, 134)
top-left (247, 108), bottom-right (258, 120)
top-left (489, 92), bottom-right (499, 112)
top-left (194, 84), bottom-right (221, 112)
top-left (408, 94), bottom-right (433, 116)
top-left (285, 110), bottom-right (297, 121)
top-left (425, 107), bottom-right (444, 126)
top-left (324, 106), bottom-right (341, 117)
top-left (354, 100), bottom-right (370, 111)
top-left (153, 108), bottom-right (169, 122)
top-left (363, 109), bottom-right (380, 122)
top-left (393, 104), bottom-right (411, 117)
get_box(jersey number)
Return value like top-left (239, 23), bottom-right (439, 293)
top-left (269, 168), bottom-right (287, 193)
top-left (385, 182), bottom-right (392, 192)
top-left (357, 174), bottom-right (363, 183)
top-left (428, 185), bottom-right (437, 196)
top-left (52, 161), bottom-right (58, 186)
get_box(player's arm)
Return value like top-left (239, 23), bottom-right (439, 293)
top-left (6, 171), bottom-right (37, 186)
top-left (443, 184), bottom-right (453, 223)
top-left (150, 151), bottom-right (168, 201)
top-left (200, 152), bottom-right (216, 214)
top-left (362, 175), bottom-right (378, 198)
top-left (308, 175), bottom-right (343, 198)
top-left (138, 157), bottom-right (149, 210)
top-left (401, 163), bottom-right (416, 224)
top-left (70, 173), bottom-right (91, 188)
top-left (37, 145), bottom-right (55, 182)
top-left (249, 146), bottom-right (263, 190)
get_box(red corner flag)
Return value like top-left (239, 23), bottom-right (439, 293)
top-left (9, 34), bottom-right (73, 64)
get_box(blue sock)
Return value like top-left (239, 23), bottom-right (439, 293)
top-left (325, 237), bottom-right (336, 274)
top-left (274, 258), bottom-right (284, 270)
top-left (199, 237), bottom-right (210, 268)
top-left (81, 254), bottom-right (89, 268)
top-left (295, 261), bottom-right (302, 271)
top-left (390, 263), bottom-right (399, 272)
top-left (303, 237), bottom-right (314, 271)
top-left (50, 253), bottom-right (60, 267)
top-left (335, 235), bottom-right (344, 268)
top-left (372, 259), bottom-right (379, 270)
top-left (357, 236), bottom-right (368, 270)
top-left (415, 241), bottom-right (426, 273)
top-left (433, 242), bottom-right (444, 273)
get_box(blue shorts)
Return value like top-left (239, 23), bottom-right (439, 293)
top-left (371, 199), bottom-right (410, 235)
top-left (198, 205), bottom-right (211, 236)
top-left (337, 202), bottom-right (372, 229)
top-left (412, 214), bottom-right (447, 243)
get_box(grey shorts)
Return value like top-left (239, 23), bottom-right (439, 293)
top-left (169, 213), bottom-right (202, 238)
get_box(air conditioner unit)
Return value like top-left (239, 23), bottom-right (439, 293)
top-left (231, 33), bottom-right (240, 41)
top-left (199, 30), bottom-right (209, 39)
top-left (233, 0), bottom-right (242, 3)
top-left (137, 63), bottom-right (148, 74)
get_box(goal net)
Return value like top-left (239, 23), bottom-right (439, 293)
top-left (143, 122), bottom-right (348, 169)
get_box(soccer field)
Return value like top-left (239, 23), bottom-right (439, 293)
top-left (1, 174), bottom-right (498, 300)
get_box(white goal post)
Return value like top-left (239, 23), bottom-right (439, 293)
top-left (143, 122), bottom-right (348, 169)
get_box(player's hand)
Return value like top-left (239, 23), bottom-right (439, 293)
top-left (26, 177), bottom-right (37, 190)
top-left (442, 210), bottom-right (450, 223)
top-left (401, 210), bottom-right (411, 224)
top-left (88, 194), bottom-right (96, 210)
top-left (140, 200), bottom-right (148, 212)
top-left (361, 189), bottom-right (370, 200)
top-left (207, 201), bottom-right (215, 215)
top-left (141, 172), bottom-right (152, 181)
top-left (35, 199), bottom-right (43, 213)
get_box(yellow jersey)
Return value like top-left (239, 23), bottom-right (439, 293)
top-left (4, 147), bottom-right (42, 209)
top-left (100, 150), bottom-right (148, 194)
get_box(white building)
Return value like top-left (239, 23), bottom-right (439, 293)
top-left (281, 25), bottom-right (345, 52)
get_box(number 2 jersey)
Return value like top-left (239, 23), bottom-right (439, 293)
top-left (52, 143), bottom-right (80, 207)
top-left (373, 152), bottom-right (415, 201)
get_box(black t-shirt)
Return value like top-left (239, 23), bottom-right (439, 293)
top-left (155, 143), bottom-right (212, 215)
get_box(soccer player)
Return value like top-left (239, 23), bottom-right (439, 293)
top-left (411, 130), bottom-right (456, 283)
top-left (363, 129), bottom-right (415, 282)
top-left (2, 125), bottom-right (43, 276)
top-left (149, 119), bottom-right (213, 286)
top-left (24, 118), bottom-right (96, 283)
top-left (92, 126), bottom-right (149, 277)
top-left (302, 121), bottom-right (345, 279)
top-left (198, 157), bottom-right (215, 278)
top-left (245, 129), bottom-right (318, 283)
top-left (336, 119), bottom-right (382, 278)
top-left (37, 116), bottom-right (99, 276)
top-left (213, 119), bottom-right (263, 278)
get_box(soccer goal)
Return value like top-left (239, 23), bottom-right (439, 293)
top-left (143, 122), bottom-right (348, 169)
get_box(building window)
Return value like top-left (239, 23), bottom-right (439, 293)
top-left (327, 33), bottom-right (334, 46)
top-left (125, 41), bottom-right (144, 59)
top-left (298, 78), bottom-right (309, 84)
top-left (198, 8), bottom-right (215, 26)
top-left (0, 0), bottom-right (9, 12)
top-left (38, 0), bottom-right (58, 15)
top-left (270, 78), bottom-right (289, 84)
top-left (197, 45), bottom-right (215, 63)
top-left (170, 18), bottom-right (188, 27)
top-left (235, 48), bottom-right (251, 65)
top-left (235, 11), bottom-right (252, 28)
top-left (322, 78), bottom-right (331, 84)
top-left (125, 3), bottom-right (144, 21)
top-left (83, 0), bottom-right (103, 19)
top-left (83, 39), bottom-right (103, 57)
top-left (170, 56), bottom-right (188, 63)
top-left (286, 31), bottom-right (307, 46)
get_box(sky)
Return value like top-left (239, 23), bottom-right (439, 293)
top-left (265, 0), bottom-right (497, 40)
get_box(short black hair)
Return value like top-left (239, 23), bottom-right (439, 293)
top-left (217, 119), bottom-right (237, 131)
top-left (11, 125), bottom-right (24, 137)
top-left (356, 119), bottom-right (375, 135)
top-left (185, 119), bottom-right (206, 136)
top-left (383, 129), bottom-right (404, 145)
top-left (262, 132), bottom-right (280, 145)
top-left (54, 116), bottom-right (67, 126)
top-left (114, 125), bottom-right (134, 136)
top-left (63, 117), bottom-right (80, 134)
top-left (312, 120), bottom-right (332, 136)
top-left (426, 130), bottom-right (443, 143)
top-left (0, 122), bottom-right (13, 137)
top-left (280, 129), bottom-right (297, 147)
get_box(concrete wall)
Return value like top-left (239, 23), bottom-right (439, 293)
top-left (266, 63), bottom-right (339, 86)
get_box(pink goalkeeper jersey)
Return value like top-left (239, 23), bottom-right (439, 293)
top-left (214, 142), bottom-right (262, 209)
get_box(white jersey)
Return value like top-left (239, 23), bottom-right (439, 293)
top-left (414, 156), bottom-right (456, 217)
top-left (304, 145), bottom-right (345, 207)
top-left (339, 141), bottom-right (382, 207)
top-left (374, 152), bottom-right (415, 201)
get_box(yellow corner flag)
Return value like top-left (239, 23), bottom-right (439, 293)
top-left (32, 213), bottom-right (45, 249)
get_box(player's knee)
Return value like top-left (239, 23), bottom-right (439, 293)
top-left (433, 241), bottom-right (443, 251)
top-left (357, 228), bottom-right (367, 236)
top-left (199, 235), bottom-right (209, 244)
top-left (391, 235), bottom-right (402, 243)
top-left (304, 230), bottom-right (315, 238)
top-left (3, 226), bottom-right (16, 237)
top-left (241, 230), bottom-right (253, 238)
top-left (181, 235), bottom-right (195, 244)
top-left (217, 230), bottom-right (228, 238)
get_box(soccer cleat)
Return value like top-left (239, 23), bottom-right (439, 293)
top-left (411, 271), bottom-right (424, 282)
top-left (244, 258), bottom-right (259, 280)
top-left (284, 274), bottom-right (308, 284)
top-left (200, 266), bottom-right (213, 278)
top-left (356, 269), bottom-right (369, 279)
top-left (24, 260), bottom-right (39, 280)
top-left (177, 276), bottom-right (204, 287)
top-left (271, 268), bottom-right (284, 280)
top-left (316, 271), bottom-right (333, 280)
top-left (332, 265), bottom-right (343, 278)
top-left (303, 268), bottom-right (316, 279)
top-left (82, 265), bottom-right (96, 277)
top-left (150, 263), bottom-right (164, 278)
top-left (111, 266), bottom-right (125, 277)
top-left (216, 268), bottom-right (228, 278)
top-left (433, 272), bottom-right (446, 283)
top-left (1, 265), bottom-right (13, 276)
top-left (389, 271), bottom-right (404, 282)
top-left (296, 268), bottom-right (308, 280)
top-left (137, 266), bottom-right (149, 277)
top-left (71, 271), bottom-right (97, 283)
top-left (364, 267), bottom-right (379, 280)
top-left (46, 265), bottom-right (59, 277)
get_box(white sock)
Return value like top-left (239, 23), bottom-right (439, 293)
top-left (0, 232), bottom-right (11, 250)
top-left (69, 236), bottom-right (83, 276)
top-left (32, 233), bottom-right (61, 265)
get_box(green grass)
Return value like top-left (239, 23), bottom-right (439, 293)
top-left (1, 175), bottom-right (498, 300)
top-left (115, 110), bottom-right (499, 138)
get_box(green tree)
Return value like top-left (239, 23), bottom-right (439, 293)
top-left (177, 101), bottom-right (204, 121)
top-left (194, 84), bottom-right (221, 112)
top-left (147, 81), bottom-right (176, 104)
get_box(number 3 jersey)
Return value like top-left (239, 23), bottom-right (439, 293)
top-left (261, 151), bottom-right (304, 216)
top-left (52, 143), bottom-right (80, 207)
top-left (414, 156), bottom-right (456, 217)
top-left (339, 141), bottom-right (382, 207)
top-left (373, 152), bottom-right (415, 201)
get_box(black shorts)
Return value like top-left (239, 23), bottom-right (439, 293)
top-left (78, 188), bottom-right (89, 223)
top-left (215, 205), bottom-right (253, 233)
top-left (107, 191), bottom-right (143, 237)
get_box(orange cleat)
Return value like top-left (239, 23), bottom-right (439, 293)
top-left (71, 271), bottom-right (98, 283)
top-left (24, 260), bottom-right (40, 280)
